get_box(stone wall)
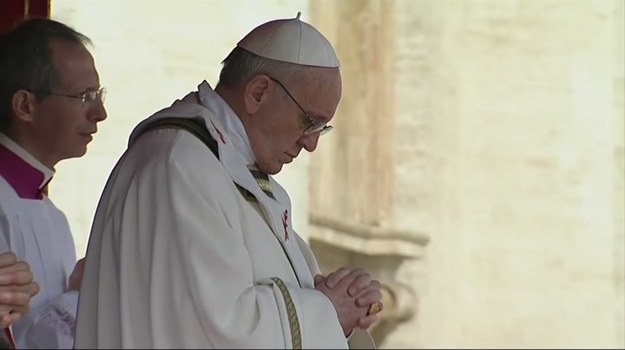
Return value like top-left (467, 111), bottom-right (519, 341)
top-left (386, 0), bottom-right (625, 348)
top-left (309, 0), bottom-right (624, 348)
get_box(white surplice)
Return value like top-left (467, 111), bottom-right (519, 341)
top-left (0, 135), bottom-right (78, 349)
top-left (75, 81), bottom-right (375, 349)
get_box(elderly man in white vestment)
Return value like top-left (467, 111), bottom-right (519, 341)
top-left (0, 18), bottom-right (108, 349)
top-left (75, 13), bottom-right (382, 349)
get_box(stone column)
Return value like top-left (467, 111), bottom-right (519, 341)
top-left (308, 0), bottom-right (429, 345)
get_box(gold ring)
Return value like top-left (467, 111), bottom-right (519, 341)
top-left (367, 301), bottom-right (382, 315)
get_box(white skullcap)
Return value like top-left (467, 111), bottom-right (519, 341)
top-left (237, 12), bottom-right (340, 68)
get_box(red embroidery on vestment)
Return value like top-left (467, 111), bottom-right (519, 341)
top-left (282, 210), bottom-right (289, 241)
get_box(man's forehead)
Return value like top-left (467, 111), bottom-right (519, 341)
top-left (279, 66), bottom-right (340, 121)
top-left (49, 41), bottom-right (99, 89)
top-left (302, 89), bottom-right (340, 123)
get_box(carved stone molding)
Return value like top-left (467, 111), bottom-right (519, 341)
top-left (310, 214), bottom-right (429, 259)
top-left (309, 214), bottom-right (430, 345)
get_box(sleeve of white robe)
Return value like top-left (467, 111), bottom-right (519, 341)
top-left (0, 217), bottom-right (77, 350)
top-left (104, 131), bottom-right (348, 348)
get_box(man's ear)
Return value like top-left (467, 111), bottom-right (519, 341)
top-left (243, 75), bottom-right (271, 115)
top-left (11, 90), bottom-right (37, 123)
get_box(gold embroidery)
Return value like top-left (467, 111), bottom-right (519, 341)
top-left (256, 178), bottom-right (272, 193)
top-left (248, 165), bottom-right (275, 199)
top-left (270, 277), bottom-right (302, 349)
top-left (236, 185), bottom-right (257, 202)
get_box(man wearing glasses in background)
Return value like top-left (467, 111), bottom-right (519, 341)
top-left (0, 18), bottom-right (107, 348)
top-left (76, 13), bottom-right (381, 349)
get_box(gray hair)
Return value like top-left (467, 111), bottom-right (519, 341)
top-left (0, 17), bottom-right (91, 130)
top-left (217, 47), bottom-right (302, 88)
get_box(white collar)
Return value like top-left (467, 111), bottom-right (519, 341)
top-left (196, 81), bottom-right (256, 165)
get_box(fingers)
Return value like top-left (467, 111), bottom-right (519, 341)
top-left (313, 274), bottom-right (325, 287)
top-left (0, 280), bottom-right (40, 297)
top-left (329, 268), bottom-right (370, 293)
top-left (29, 281), bottom-right (40, 297)
top-left (324, 267), bottom-right (351, 288)
top-left (323, 268), bottom-right (382, 306)
top-left (358, 313), bottom-right (378, 329)
top-left (68, 258), bottom-right (87, 292)
top-left (315, 267), bottom-right (384, 335)
top-left (0, 260), bottom-right (30, 278)
top-left (347, 272), bottom-right (372, 297)
top-left (355, 281), bottom-right (382, 307)
top-left (0, 268), bottom-right (34, 286)
top-left (0, 282), bottom-right (38, 318)
top-left (0, 290), bottom-right (31, 308)
top-left (0, 283), bottom-right (34, 294)
top-left (0, 252), bottom-right (17, 268)
top-left (0, 253), bottom-right (36, 328)
top-left (0, 312), bottom-right (21, 329)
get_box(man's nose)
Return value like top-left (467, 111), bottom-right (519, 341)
top-left (299, 132), bottom-right (320, 152)
top-left (88, 99), bottom-right (107, 122)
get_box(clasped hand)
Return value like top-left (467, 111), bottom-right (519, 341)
top-left (314, 267), bottom-right (383, 336)
top-left (0, 252), bottom-right (40, 328)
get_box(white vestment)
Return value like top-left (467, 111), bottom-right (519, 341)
top-left (75, 81), bottom-right (374, 349)
top-left (0, 135), bottom-right (78, 349)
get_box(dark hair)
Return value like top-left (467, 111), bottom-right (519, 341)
top-left (217, 46), bottom-right (301, 88)
top-left (0, 17), bottom-right (91, 130)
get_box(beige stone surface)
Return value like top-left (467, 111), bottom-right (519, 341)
top-left (385, 0), bottom-right (625, 348)
top-left (309, 0), bottom-right (624, 348)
